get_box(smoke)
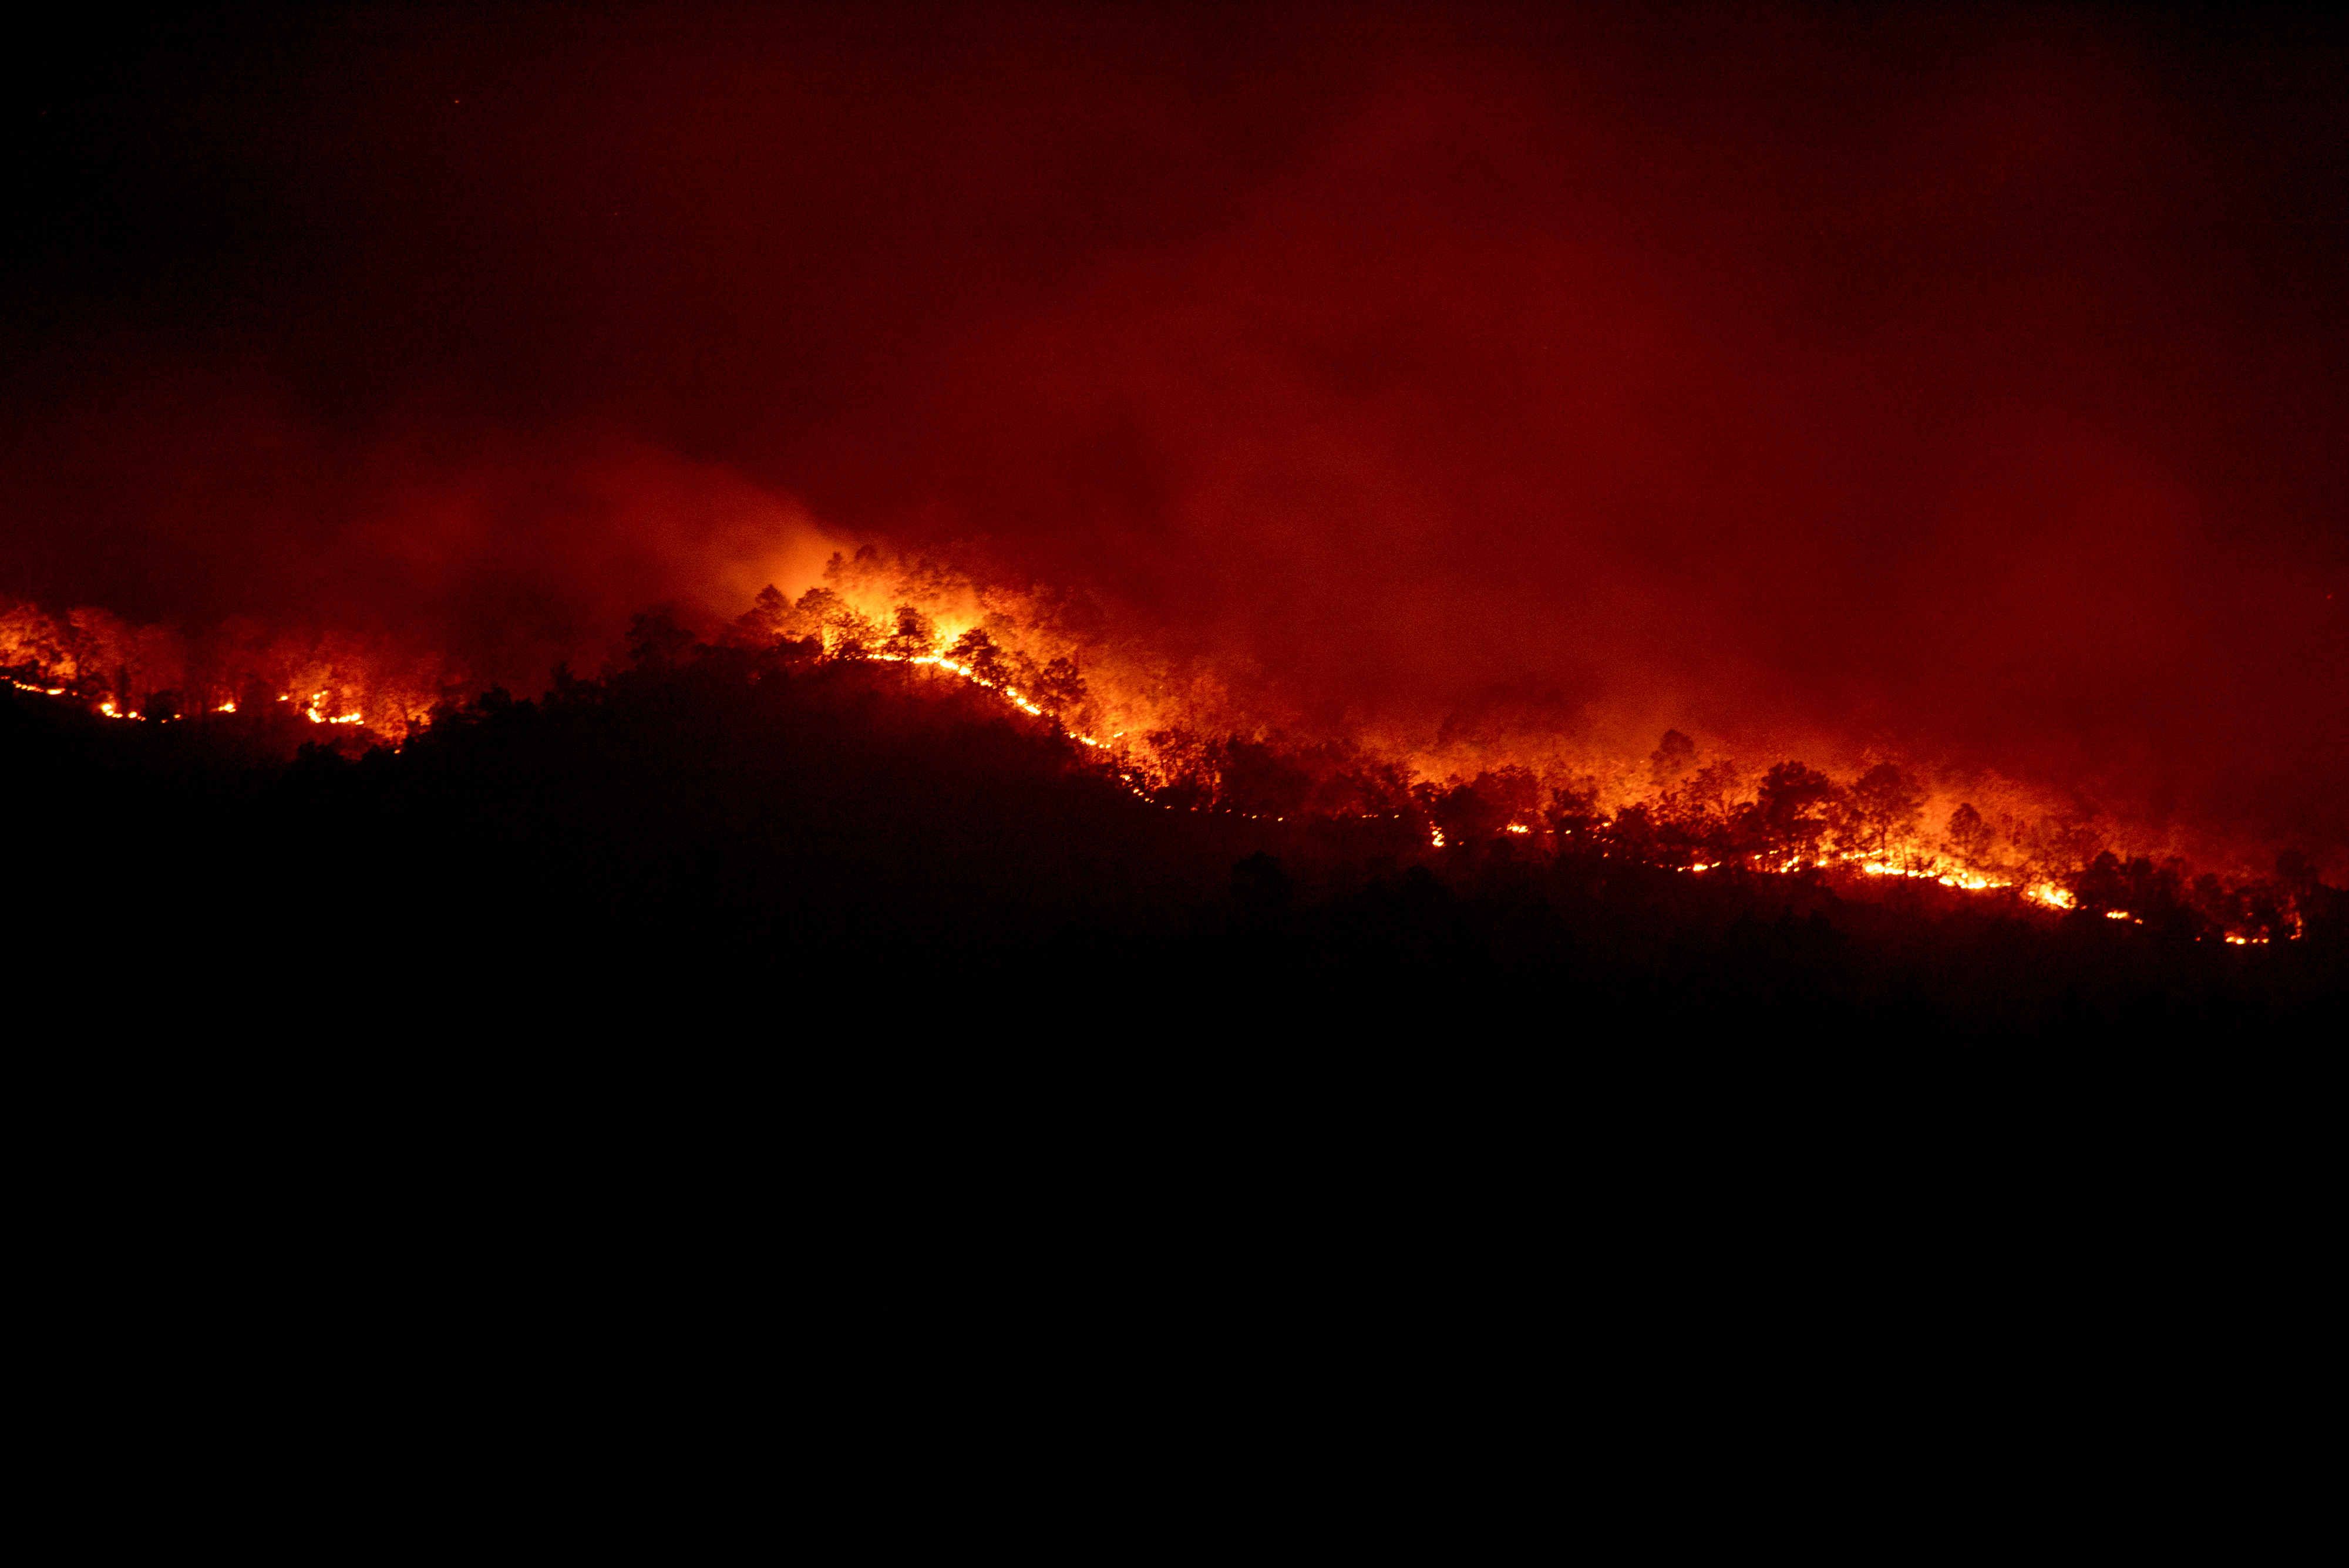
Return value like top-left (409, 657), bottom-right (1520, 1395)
top-left (0, 368), bottom-right (833, 688)
top-left (6, 5), bottom-right (2344, 856)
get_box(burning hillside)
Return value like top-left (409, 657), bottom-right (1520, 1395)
top-left (711, 546), bottom-right (2345, 943)
top-left (8, 540), bottom-right (2333, 960)
top-left (16, 20), bottom-right (2349, 1480)
top-left (8, 598), bottom-right (2337, 1040)
top-left (2, 599), bottom-right (453, 735)
top-left (5, 8), bottom-right (2345, 1030)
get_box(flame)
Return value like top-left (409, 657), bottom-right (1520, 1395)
top-left (3, 599), bottom-right (446, 738)
top-left (870, 651), bottom-right (1153, 801)
top-left (742, 554), bottom-right (2301, 920)
top-left (1855, 857), bottom-right (2016, 894)
top-left (5, 576), bottom-right (2326, 949)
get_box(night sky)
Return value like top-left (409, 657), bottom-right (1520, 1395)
top-left (6, 4), bottom-right (2345, 857)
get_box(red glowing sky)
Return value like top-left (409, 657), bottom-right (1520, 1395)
top-left (5, 5), bottom-right (2345, 853)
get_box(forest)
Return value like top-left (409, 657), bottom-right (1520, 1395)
top-left (9, 608), bottom-right (2340, 1044)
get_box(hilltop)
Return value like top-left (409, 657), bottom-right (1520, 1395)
top-left (8, 627), bottom-right (2341, 1045)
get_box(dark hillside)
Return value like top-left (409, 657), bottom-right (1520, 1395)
top-left (10, 645), bottom-right (2338, 1352)
top-left (9, 647), bottom-right (1264, 1019)
top-left (9, 641), bottom-right (2341, 1052)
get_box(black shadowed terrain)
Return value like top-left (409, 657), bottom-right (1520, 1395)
top-left (8, 12), bottom-right (2341, 1474)
top-left (11, 625), bottom-right (2336, 1478)
top-left (11, 632), bottom-right (2342, 1045)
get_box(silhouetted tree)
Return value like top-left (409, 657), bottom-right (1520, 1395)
top-left (734, 584), bottom-right (793, 642)
top-left (1839, 762), bottom-right (1924, 860)
top-left (1546, 781), bottom-right (1604, 846)
top-left (12, 619), bottom-right (2341, 1043)
top-left (2074, 850), bottom-right (2126, 914)
top-left (547, 661), bottom-right (593, 708)
top-left (1217, 738), bottom-right (1313, 817)
top-left (1140, 725), bottom-right (1213, 810)
top-left (1945, 802), bottom-right (1994, 872)
top-left (627, 608), bottom-right (695, 672)
top-left (1429, 779), bottom-right (1502, 846)
top-left (1663, 759), bottom-right (1744, 856)
top-left (1648, 729), bottom-right (1696, 793)
top-left (1415, 768), bottom-right (1540, 848)
top-left (2229, 882), bottom-right (2287, 942)
top-left (1033, 656), bottom-right (1087, 715)
top-left (945, 628), bottom-right (1009, 685)
top-left (1608, 802), bottom-right (1658, 860)
top-left (794, 588), bottom-right (879, 657)
top-left (1747, 762), bottom-right (1838, 861)
top-left (1478, 766), bottom-right (1542, 829)
top-left (883, 605), bottom-right (937, 661)
top-left (1308, 753), bottom-right (1413, 819)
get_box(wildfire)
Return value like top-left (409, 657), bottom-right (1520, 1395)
top-left (292, 688), bottom-right (367, 725)
top-left (1855, 856), bottom-right (2018, 896)
top-left (9, 662), bottom-right (407, 740)
top-left (867, 651), bottom-right (1154, 802)
top-left (2, 599), bottom-right (444, 740)
top-left (5, 571), bottom-right (2326, 951)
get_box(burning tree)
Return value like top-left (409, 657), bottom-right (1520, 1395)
top-left (1836, 762), bottom-right (1926, 862)
top-left (883, 605), bottom-right (938, 661)
top-left (1745, 761), bottom-right (1839, 864)
top-left (1944, 802), bottom-right (1997, 876)
top-left (1648, 728), bottom-right (1697, 793)
top-left (945, 628), bottom-right (1011, 687)
top-left (733, 584), bottom-right (795, 642)
top-left (1027, 655), bottom-right (1087, 718)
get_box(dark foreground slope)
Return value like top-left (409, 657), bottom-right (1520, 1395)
top-left (9, 648), bottom-right (1258, 1020)
top-left (8, 643), bottom-right (2343, 1047)
top-left (10, 649), bottom-right (2335, 1446)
